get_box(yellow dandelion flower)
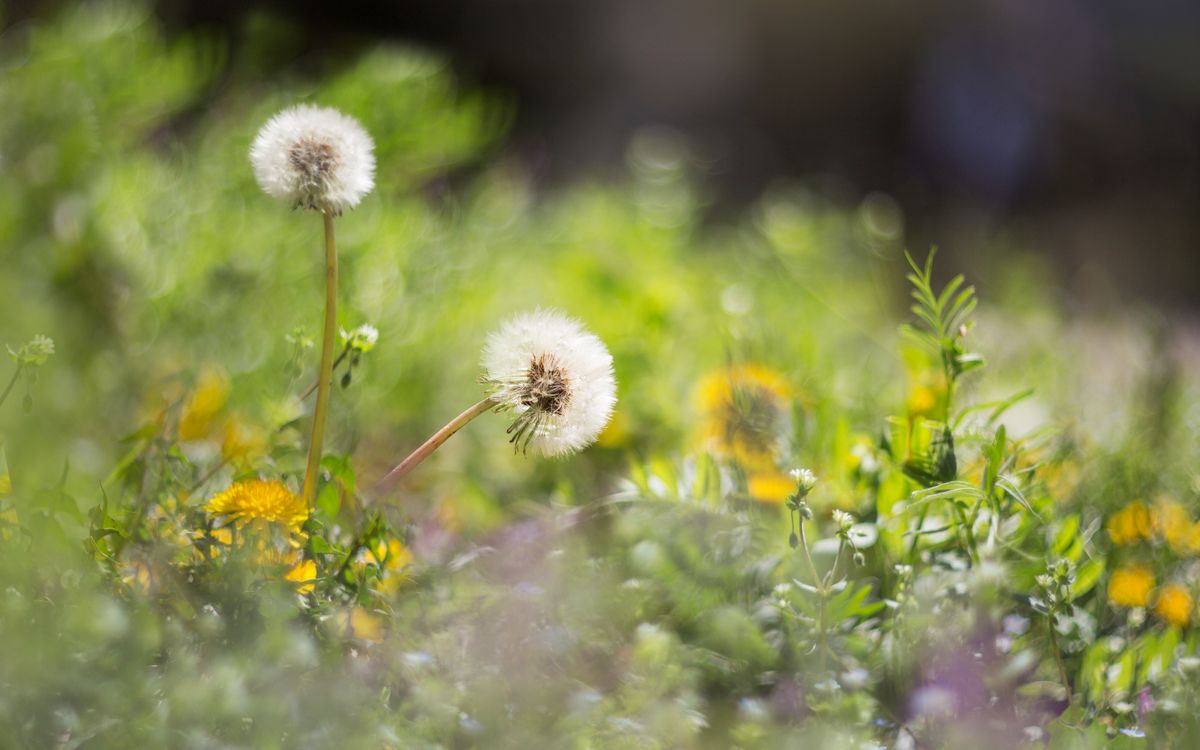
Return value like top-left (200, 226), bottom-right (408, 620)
top-left (902, 362), bottom-right (947, 419)
top-left (338, 606), bottom-right (384, 642)
top-left (747, 471), bottom-right (796, 505)
top-left (178, 369), bottom-right (229, 441)
top-left (366, 538), bottom-right (411, 569)
top-left (697, 364), bottom-right (791, 471)
top-left (121, 560), bottom-right (154, 592)
top-left (206, 479), bottom-right (307, 532)
top-left (1177, 522), bottom-right (1200, 557)
top-left (1108, 565), bottom-right (1154, 608)
top-left (1107, 501), bottom-right (1152, 546)
top-left (906, 384), bottom-right (937, 418)
top-left (285, 559), bottom-right (317, 594)
top-left (368, 538), bottom-right (414, 593)
top-left (1151, 500), bottom-right (1191, 551)
top-left (1154, 583), bottom-right (1193, 627)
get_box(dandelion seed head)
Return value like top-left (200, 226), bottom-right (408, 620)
top-left (482, 309), bottom-right (617, 457)
top-left (250, 105), bottom-right (375, 214)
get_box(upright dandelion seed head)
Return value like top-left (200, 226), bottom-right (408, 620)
top-left (250, 104), bottom-right (375, 214)
top-left (482, 309), bottom-right (617, 457)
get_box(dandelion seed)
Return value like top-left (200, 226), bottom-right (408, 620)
top-left (482, 309), bottom-right (617, 457)
top-left (250, 104), bottom-right (375, 215)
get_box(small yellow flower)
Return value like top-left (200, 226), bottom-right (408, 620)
top-left (1107, 501), bottom-right (1151, 546)
top-left (1154, 583), bottom-right (1193, 627)
top-left (339, 606), bottom-right (384, 642)
top-left (221, 415), bottom-right (267, 468)
top-left (206, 479), bottom-right (307, 533)
top-left (903, 363), bottom-right (947, 419)
top-left (121, 560), bottom-right (154, 592)
top-left (906, 384), bottom-right (937, 418)
top-left (747, 472), bottom-right (796, 505)
top-left (697, 364), bottom-right (791, 471)
top-left (285, 559), bottom-right (317, 594)
top-left (596, 409), bottom-right (631, 448)
top-left (1108, 565), bottom-right (1154, 608)
top-left (178, 369), bottom-right (229, 441)
top-left (0, 445), bottom-right (11, 496)
top-left (1151, 500), bottom-right (1192, 552)
top-left (360, 538), bottom-right (413, 594)
top-left (1177, 523), bottom-right (1200, 557)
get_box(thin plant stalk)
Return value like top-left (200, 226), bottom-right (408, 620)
top-left (302, 212), bottom-right (339, 508)
top-left (300, 342), bottom-right (352, 401)
top-left (0, 363), bottom-right (22, 410)
top-left (376, 397), bottom-right (496, 491)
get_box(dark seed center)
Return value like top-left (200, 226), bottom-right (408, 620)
top-left (288, 138), bottom-right (338, 182)
top-left (523, 354), bottom-right (571, 415)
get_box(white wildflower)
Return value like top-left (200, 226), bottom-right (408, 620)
top-left (482, 309), bottom-right (617, 457)
top-left (250, 104), bottom-right (375, 214)
top-left (8, 335), bottom-right (54, 366)
top-left (832, 509), bottom-right (855, 531)
top-left (789, 467), bottom-right (817, 493)
top-left (341, 324), bottom-right (379, 353)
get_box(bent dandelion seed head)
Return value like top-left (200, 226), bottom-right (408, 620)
top-left (482, 309), bottom-right (617, 457)
top-left (250, 104), bottom-right (375, 214)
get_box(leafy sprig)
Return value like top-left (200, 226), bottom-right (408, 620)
top-left (900, 249), bottom-right (984, 395)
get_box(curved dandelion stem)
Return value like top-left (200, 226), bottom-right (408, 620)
top-left (302, 212), bottom-right (339, 508)
top-left (376, 397), bottom-right (496, 493)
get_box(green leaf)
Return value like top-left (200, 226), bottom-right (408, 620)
top-left (1052, 515), bottom-right (1081, 556)
top-left (1069, 558), bottom-right (1104, 601)
top-left (316, 481), bottom-right (341, 519)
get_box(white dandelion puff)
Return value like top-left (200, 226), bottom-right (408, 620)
top-left (249, 104), bottom-right (375, 214)
top-left (481, 309), bottom-right (617, 457)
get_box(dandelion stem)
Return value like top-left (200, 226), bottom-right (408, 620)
top-left (0, 363), bottom-right (22, 411)
top-left (302, 212), bottom-right (339, 508)
top-left (376, 397), bottom-right (496, 492)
